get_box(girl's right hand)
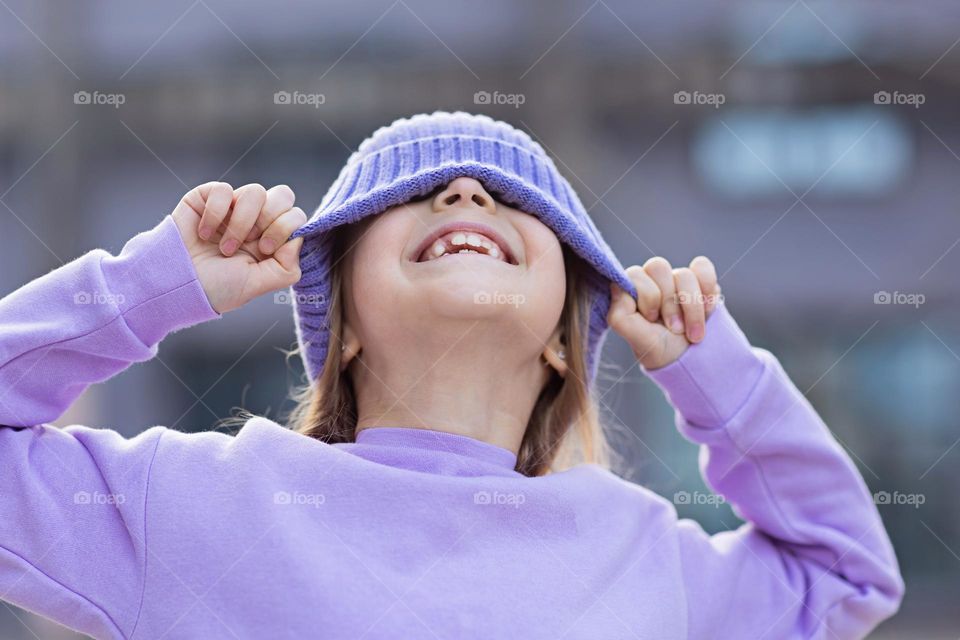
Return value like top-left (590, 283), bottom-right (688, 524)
top-left (171, 182), bottom-right (307, 314)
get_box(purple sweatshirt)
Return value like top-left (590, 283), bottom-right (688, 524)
top-left (0, 214), bottom-right (904, 639)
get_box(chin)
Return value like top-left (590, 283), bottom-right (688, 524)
top-left (405, 269), bottom-right (521, 316)
top-left (423, 284), bottom-right (529, 321)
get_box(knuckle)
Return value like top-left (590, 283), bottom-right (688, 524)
top-left (241, 183), bottom-right (267, 199)
top-left (644, 256), bottom-right (671, 273)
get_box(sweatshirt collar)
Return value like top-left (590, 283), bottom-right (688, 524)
top-left (337, 426), bottom-right (520, 476)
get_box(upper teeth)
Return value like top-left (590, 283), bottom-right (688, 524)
top-left (422, 230), bottom-right (505, 262)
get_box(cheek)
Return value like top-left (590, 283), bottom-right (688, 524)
top-left (344, 214), bottom-right (415, 337)
top-left (515, 221), bottom-right (567, 334)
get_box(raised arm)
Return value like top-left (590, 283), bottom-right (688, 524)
top-left (608, 256), bottom-right (903, 638)
top-left (644, 300), bottom-right (903, 639)
top-left (0, 212), bottom-right (221, 636)
top-left (0, 214), bottom-right (220, 427)
top-left (0, 182), bottom-right (305, 636)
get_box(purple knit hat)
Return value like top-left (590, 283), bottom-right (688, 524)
top-left (288, 111), bottom-right (638, 384)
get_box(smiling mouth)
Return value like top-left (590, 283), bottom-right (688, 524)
top-left (414, 228), bottom-right (518, 265)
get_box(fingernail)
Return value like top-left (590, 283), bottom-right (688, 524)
top-left (222, 239), bottom-right (238, 255)
top-left (670, 316), bottom-right (684, 334)
top-left (260, 238), bottom-right (276, 254)
top-left (198, 225), bottom-right (211, 240)
top-left (689, 324), bottom-right (704, 342)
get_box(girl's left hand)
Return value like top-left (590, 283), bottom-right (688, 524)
top-left (607, 256), bottom-right (722, 371)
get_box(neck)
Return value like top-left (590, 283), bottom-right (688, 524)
top-left (350, 325), bottom-right (550, 454)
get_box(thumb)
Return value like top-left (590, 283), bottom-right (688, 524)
top-left (250, 236), bottom-right (303, 298)
top-left (273, 236), bottom-right (303, 275)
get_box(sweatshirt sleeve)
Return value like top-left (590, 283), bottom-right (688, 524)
top-left (0, 214), bottom-right (220, 637)
top-left (0, 213), bottom-right (221, 427)
top-left (641, 300), bottom-right (904, 640)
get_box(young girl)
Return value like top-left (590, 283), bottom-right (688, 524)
top-left (0, 112), bottom-right (902, 639)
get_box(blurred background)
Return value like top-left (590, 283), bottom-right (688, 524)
top-left (1, 0), bottom-right (958, 637)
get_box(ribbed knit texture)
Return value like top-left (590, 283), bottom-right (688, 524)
top-left (288, 111), bottom-right (638, 383)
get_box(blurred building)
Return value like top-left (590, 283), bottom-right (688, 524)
top-left (1, 1), bottom-right (959, 637)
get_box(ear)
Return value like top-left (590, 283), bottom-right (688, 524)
top-left (338, 321), bottom-right (362, 373)
top-left (541, 327), bottom-right (568, 378)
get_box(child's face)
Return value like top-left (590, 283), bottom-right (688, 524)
top-left (341, 176), bottom-right (567, 370)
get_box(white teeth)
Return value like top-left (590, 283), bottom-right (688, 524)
top-left (420, 229), bottom-right (511, 263)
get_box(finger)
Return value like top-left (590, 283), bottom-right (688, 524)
top-left (272, 236), bottom-right (304, 276)
top-left (251, 237), bottom-right (303, 298)
top-left (644, 257), bottom-right (683, 334)
top-left (222, 184), bottom-right (267, 256)
top-left (244, 184), bottom-right (297, 243)
top-left (180, 181), bottom-right (217, 217)
top-left (259, 207), bottom-right (307, 255)
top-left (624, 265), bottom-right (662, 323)
top-left (690, 256), bottom-right (720, 315)
top-left (674, 267), bottom-right (705, 343)
top-left (264, 184), bottom-right (295, 218)
top-left (196, 182), bottom-right (234, 241)
top-left (607, 283), bottom-right (662, 360)
top-left (608, 282), bottom-right (638, 321)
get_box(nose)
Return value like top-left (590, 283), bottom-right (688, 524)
top-left (431, 177), bottom-right (496, 215)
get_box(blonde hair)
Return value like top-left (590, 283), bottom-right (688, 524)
top-left (285, 222), bottom-right (612, 477)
